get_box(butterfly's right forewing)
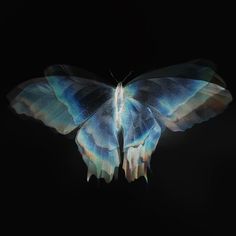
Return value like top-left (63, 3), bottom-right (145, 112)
top-left (125, 61), bottom-right (232, 132)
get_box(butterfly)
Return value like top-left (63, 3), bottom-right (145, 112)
top-left (8, 60), bottom-right (232, 183)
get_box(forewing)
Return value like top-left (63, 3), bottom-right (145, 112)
top-left (127, 60), bottom-right (225, 86)
top-left (8, 78), bottom-right (77, 134)
top-left (9, 65), bottom-right (115, 134)
top-left (121, 97), bottom-right (162, 182)
top-left (125, 62), bottom-right (232, 131)
top-left (45, 65), bottom-right (114, 125)
top-left (75, 99), bottom-right (120, 183)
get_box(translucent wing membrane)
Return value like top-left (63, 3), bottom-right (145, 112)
top-left (9, 78), bottom-right (77, 134)
top-left (76, 99), bottom-right (120, 183)
top-left (128, 60), bottom-right (225, 86)
top-left (125, 61), bottom-right (232, 132)
top-left (45, 65), bottom-right (114, 125)
top-left (121, 98), bottom-right (161, 182)
top-left (9, 65), bottom-right (116, 181)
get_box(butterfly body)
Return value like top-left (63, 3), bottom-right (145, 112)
top-left (114, 82), bottom-right (124, 130)
top-left (9, 61), bottom-right (232, 183)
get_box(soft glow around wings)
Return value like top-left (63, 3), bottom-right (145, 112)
top-left (8, 61), bottom-right (233, 183)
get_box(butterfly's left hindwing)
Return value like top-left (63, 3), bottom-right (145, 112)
top-left (75, 99), bottom-right (120, 183)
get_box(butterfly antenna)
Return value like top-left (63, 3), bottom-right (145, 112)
top-left (121, 71), bottom-right (134, 83)
top-left (109, 69), bottom-right (119, 83)
top-left (59, 64), bottom-right (73, 76)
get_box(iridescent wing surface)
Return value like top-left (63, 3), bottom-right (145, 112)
top-left (125, 61), bottom-right (232, 132)
top-left (9, 65), bottom-right (114, 134)
top-left (121, 97), bottom-right (161, 182)
top-left (9, 78), bottom-right (77, 134)
top-left (45, 65), bottom-right (114, 125)
top-left (76, 98), bottom-right (120, 183)
top-left (9, 65), bottom-right (117, 181)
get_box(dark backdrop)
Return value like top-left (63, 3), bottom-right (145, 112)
top-left (2, 1), bottom-right (235, 234)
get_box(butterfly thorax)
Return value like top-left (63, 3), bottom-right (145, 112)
top-left (114, 83), bottom-right (124, 130)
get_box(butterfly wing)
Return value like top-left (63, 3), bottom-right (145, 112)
top-left (9, 62), bottom-right (232, 183)
top-left (9, 65), bottom-right (119, 182)
top-left (75, 98), bottom-right (120, 183)
top-left (9, 65), bottom-right (115, 134)
top-left (128, 60), bottom-right (226, 86)
top-left (8, 78), bottom-right (77, 134)
top-left (121, 97), bottom-right (161, 182)
top-left (125, 61), bottom-right (232, 132)
top-left (45, 65), bottom-right (114, 125)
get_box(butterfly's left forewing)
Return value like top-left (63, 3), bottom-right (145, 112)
top-left (9, 78), bottom-right (78, 134)
top-left (10, 65), bottom-right (115, 134)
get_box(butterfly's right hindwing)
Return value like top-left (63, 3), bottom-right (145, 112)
top-left (121, 97), bottom-right (162, 182)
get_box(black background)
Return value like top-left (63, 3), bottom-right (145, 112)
top-left (2, 1), bottom-right (236, 234)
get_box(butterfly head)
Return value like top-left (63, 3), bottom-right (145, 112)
top-left (117, 82), bottom-right (122, 88)
top-left (115, 82), bottom-right (124, 99)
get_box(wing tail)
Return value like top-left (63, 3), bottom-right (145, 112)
top-left (122, 123), bottom-right (161, 182)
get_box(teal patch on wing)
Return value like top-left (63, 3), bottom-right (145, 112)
top-left (125, 61), bottom-right (232, 131)
top-left (9, 78), bottom-right (77, 134)
top-left (75, 99), bottom-right (120, 183)
top-left (121, 98), bottom-right (161, 182)
top-left (46, 75), bottom-right (114, 125)
top-left (154, 81), bottom-right (232, 131)
top-left (126, 78), bottom-right (207, 116)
